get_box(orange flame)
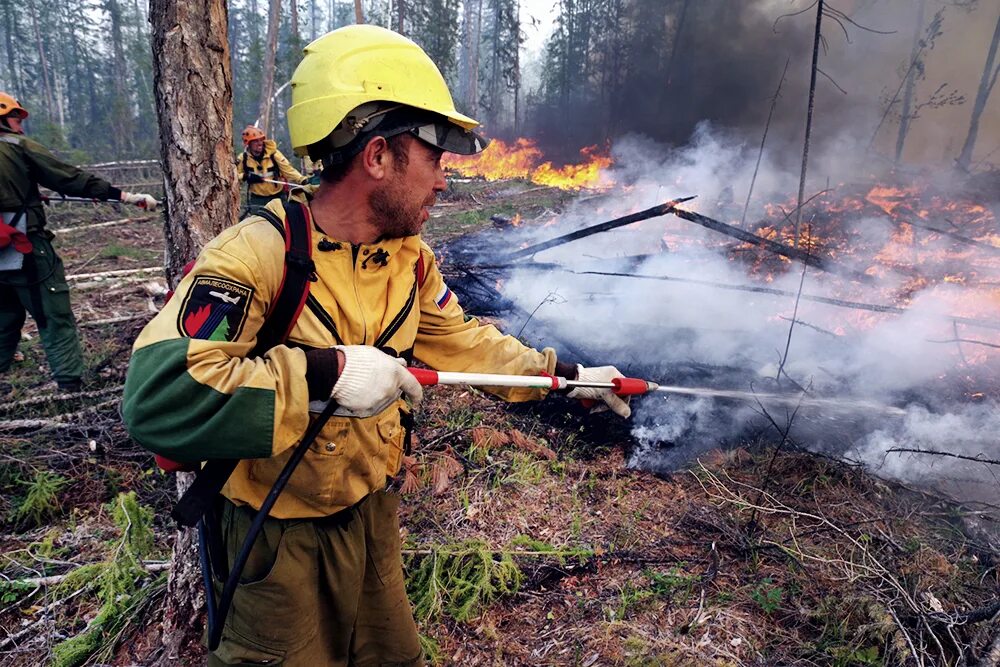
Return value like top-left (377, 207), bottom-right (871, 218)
top-left (443, 138), bottom-right (613, 190)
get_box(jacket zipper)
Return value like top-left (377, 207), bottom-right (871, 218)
top-left (305, 294), bottom-right (343, 345)
top-left (374, 277), bottom-right (417, 348)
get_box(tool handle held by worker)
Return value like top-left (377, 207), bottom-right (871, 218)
top-left (406, 367), bottom-right (656, 395)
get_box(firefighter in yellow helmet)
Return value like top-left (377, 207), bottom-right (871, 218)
top-left (236, 124), bottom-right (308, 212)
top-left (123, 26), bottom-right (628, 666)
top-left (0, 92), bottom-right (157, 392)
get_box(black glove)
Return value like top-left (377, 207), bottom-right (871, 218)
top-left (246, 173), bottom-right (264, 184)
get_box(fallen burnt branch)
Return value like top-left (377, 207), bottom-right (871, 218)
top-left (669, 207), bottom-right (872, 282)
top-left (0, 384), bottom-right (124, 411)
top-left (886, 447), bottom-right (1000, 466)
top-left (503, 196), bottom-right (696, 261)
top-left (51, 215), bottom-right (156, 235)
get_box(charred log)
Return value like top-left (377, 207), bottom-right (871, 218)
top-left (670, 208), bottom-right (872, 283)
top-left (502, 196), bottom-right (695, 261)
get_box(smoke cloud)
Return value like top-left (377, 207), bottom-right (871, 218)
top-left (454, 118), bottom-right (1000, 505)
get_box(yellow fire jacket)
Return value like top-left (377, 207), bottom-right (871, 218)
top-left (235, 140), bottom-right (307, 198)
top-left (122, 196), bottom-right (557, 518)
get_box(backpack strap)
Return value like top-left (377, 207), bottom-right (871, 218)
top-left (171, 202), bottom-right (315, 528)
top-left (252, 202), bottom-right (314, 356)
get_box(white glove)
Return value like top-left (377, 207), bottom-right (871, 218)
top-left (120, 191), bottom-right (158, 211)
top-left (567, 364), bottom-right (632, 418)
top-left (331, 345), bottom-right (423, 412)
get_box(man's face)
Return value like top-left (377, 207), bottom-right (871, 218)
top-left (368, 134), bottom-right (447, 239)
top-left (3, 114), bottom-right (23, 134)
top-left (248, 138), bottom-right (264, 154)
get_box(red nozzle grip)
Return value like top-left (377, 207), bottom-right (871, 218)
top-left (613, 377), bottom-right (650, 395)
top-left (580, 377), bottom-right (649, 409)
top-left (407, 368), bottom-right (439, 386)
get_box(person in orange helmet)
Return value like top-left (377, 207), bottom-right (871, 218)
top-left (0, 92), bottom-right (157, 392)
top-left (236, 125), bottom-right (308, 212)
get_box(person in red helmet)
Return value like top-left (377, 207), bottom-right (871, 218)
top-left (0, 92), bottom-right (157, 391)
top-left (236, 125), bottom-right (308, 212)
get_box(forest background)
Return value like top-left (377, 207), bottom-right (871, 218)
top-left (0, 0), bottom-right (998, 174)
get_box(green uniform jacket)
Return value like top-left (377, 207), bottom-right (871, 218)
top-left (0, 131), bottom-right (120, 233)
top-left (123, 196), bottom-right (557, 518)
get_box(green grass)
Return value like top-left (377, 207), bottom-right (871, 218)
top-left (99, 243), bottom-right (155, 261)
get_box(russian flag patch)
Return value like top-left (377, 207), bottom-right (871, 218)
top-left (435, 284), bottom-right (453, 310)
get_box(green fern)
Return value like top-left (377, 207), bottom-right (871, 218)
top-left (51, 492), bottom-right (161, 667)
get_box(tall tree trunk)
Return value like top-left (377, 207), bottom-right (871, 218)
top-left (28, 0), bottom-right (55, 123)
top-left (354, 0), bottom-right (364, 23)
top-left (1, 0), bottom-right (22, 97)
top-left (956, 9), bottom-right (1000, 172)
top-left (397, 0), bottom-right (404, 33)
top-left (894, 0), bottom-right (926, 166)
top-left (258, 0), bottom-right (282, 132)
top-left (108, 0), bottom-right (134, 155)
top-left (793, 0), bottom-right (822, 249)
top-left (291, 0), bottom-right (299, 38)
top-left (150, 1), bottom-right (236, 660)
top-left (512, 0), bottom-right (520, 135)
top-left (462, 0), bottom-right (482, 115)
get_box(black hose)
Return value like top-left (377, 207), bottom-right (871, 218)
top-left (206, 398), bottom-right (340, 651)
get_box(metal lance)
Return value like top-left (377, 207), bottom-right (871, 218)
top-left (405, 369), bottom-right (906, 416)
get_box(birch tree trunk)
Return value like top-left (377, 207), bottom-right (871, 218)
top-left (258, 0), bottom-right (282, 132)
top-left (956, 10), bottom-right (1000, 172)
top-left (149, 0), bottom-right (236, 656)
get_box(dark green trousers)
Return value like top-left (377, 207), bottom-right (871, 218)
top-left (0, 233), bottom-right (83, 384)
top-left (207, 490), bottom-right (423, 667)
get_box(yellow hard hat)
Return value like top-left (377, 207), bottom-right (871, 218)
top-left (287, 25), bottom-right (480, 158)
top-left (0, 92), bottom-right (28, 120)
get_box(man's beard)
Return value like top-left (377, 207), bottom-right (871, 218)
top-left (368, 179), bottom-right (428, 240)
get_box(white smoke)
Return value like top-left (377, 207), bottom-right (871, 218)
top-left (490, 123), bottom-right (1000, 503)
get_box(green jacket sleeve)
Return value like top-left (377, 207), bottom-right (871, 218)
top-left (21, 137), bottom-right (120, 201)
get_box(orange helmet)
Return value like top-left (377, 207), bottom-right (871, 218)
top-left (0, 92), bottom-right (27, 120)
top-left (242, 125), bottom-right (265, 145)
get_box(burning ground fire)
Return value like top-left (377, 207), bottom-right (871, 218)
top-left (443, 137), bottom-right (613, 190)
top-left (443, 134), bottom-right (1000, 501)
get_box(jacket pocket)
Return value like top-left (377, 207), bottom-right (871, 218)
top-left (248, 404), bottom-right (403, 509)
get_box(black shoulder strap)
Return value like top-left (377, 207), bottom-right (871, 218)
top-left (267, 150), bottom-right (281, 179)
top-left (252, 201), bottom-right (314, 356)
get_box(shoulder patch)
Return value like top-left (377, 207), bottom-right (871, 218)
top-left (176, 275), bottom-right (255, 341)
top-left (0, 134), bottom-right (21, 145)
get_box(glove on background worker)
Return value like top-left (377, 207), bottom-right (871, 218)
top-left (120, 191), bottom-right (158, 210)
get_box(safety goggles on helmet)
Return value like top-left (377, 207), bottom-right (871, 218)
top-left (317, 102), bottom-right (489, 164)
